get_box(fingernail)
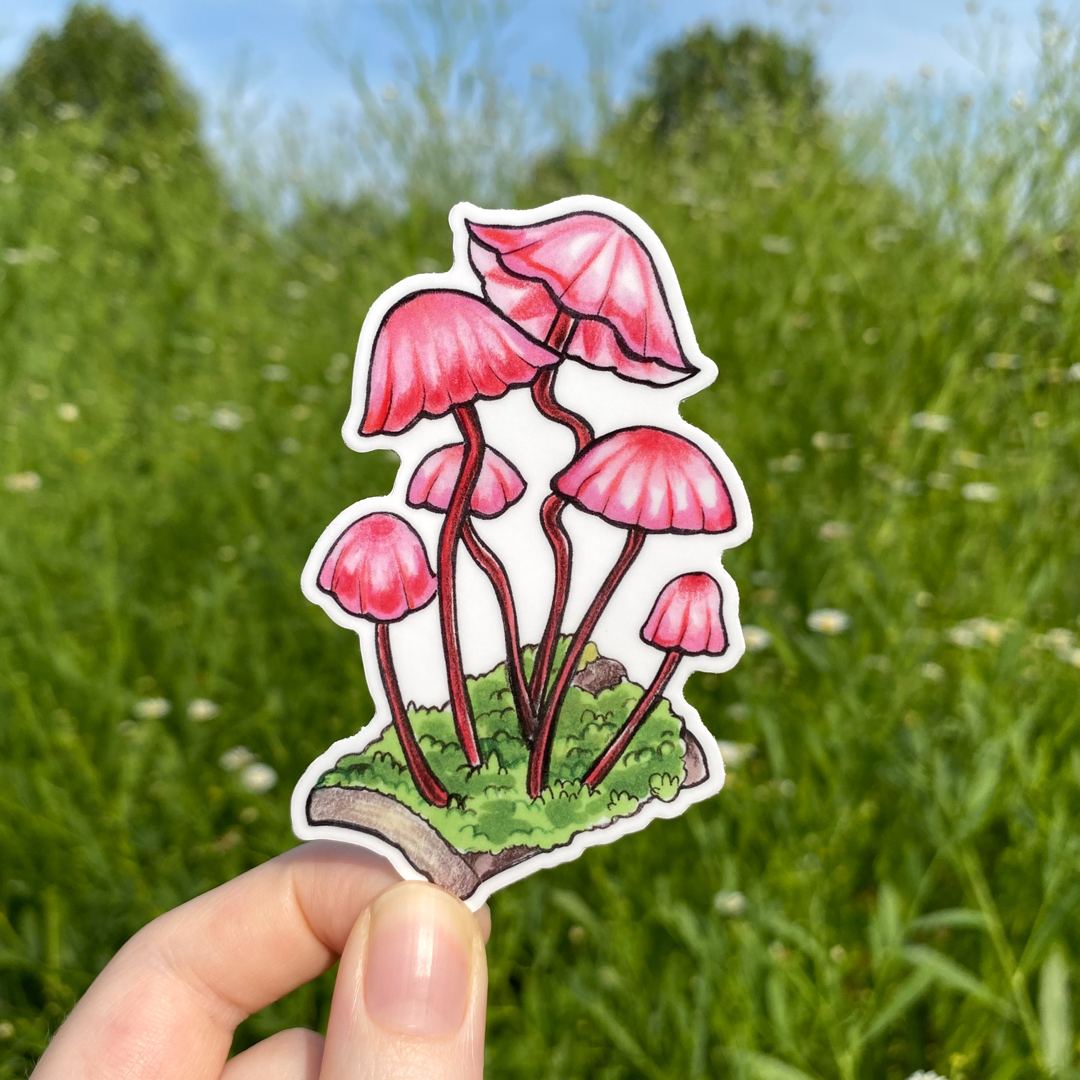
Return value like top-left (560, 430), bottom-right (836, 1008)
top-left (364, 882), bottom-right (474, 1038)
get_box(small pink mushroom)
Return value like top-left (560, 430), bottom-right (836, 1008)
top-left (318, 513), bottom-right (448, 807)
top-left (583, 573), bottom-right (727, 791)
top-left (361, 290), bottom-right (558, 768)
top-left (407, 444), bottom-right (534, 740)
top-left (528, 426), bottom-right (735, 797)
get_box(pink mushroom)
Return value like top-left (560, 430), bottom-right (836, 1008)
top-left (527, 426), bottom-right (735, 797)
top-left (466, 213), bottom-right (697, 389)
top-left (317, 513), bottom-right (448, 807)
top-left (361, 290), bottom-right (557, 768)
top-left (583, 573), bottom-right (727, 791)
top-left (407, 444), bottom-right (534, 740)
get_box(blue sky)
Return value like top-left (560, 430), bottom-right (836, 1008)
top-left (0, 1), bottom-right (1051, 128)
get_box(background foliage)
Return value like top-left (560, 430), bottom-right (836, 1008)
top-left (2, 3), bottom-right (1080, 1078)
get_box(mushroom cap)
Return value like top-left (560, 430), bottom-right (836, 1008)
top-left (642, 573), bottom-right (728, 655)
top-left (553, 426), bottom-right (735, 533)
top-left (467, 213), bottom-right (697, 386)
top-left (407, 444), bottom-right (526, 518)
top-left (317, 512), bottom-right (437, 622)
top-left (361, 289), bottom-right (558, 435)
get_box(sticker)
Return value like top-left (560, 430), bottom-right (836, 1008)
top-left (292, 195), bottom-right (752, 909)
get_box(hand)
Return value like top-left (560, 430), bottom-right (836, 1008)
top-left (31, 841), bottom-right (490, 1080)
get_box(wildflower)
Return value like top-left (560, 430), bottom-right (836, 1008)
top-left (1064, 648), bottom-right (1080, 669)
top-left (761, 235), bottom-right (794, 255)
top-left (961, 481), bottom-right (999, 502)
top-left (240, 762), bottom-right (278, 793)
top-left (717, 741), bottom-right (757, 768)
top-left (915, 591), bottom-right (934, 608)
top-left (279, 437), bottom-right (301, 455)
top-left (905, 1072), bottom-right (946, 1080)
top-left (726, 703), bottom-right (750, 722)
top-left (807, 608), bottom-right (851, 634)
top-left (1034, 627), bottom-right (1076, 654)
top-left (952, 449), bottom-right (985, 469)
top-left (0, 1020), bottom-right (14, 1039)
top-left (1068, 362), bottom-right (1080, 382)
top-left (926, 471), bottom-right (954, 489)
top-left (219, 746), bottom-right (256, 772)
top-left (713, 890), bottom-right (748, 917)
top-left (1032, 411), bottom-right (1050, 428)
top-left (0, 167), bottom-right (14, 183)
top-left (829, 944), bottom-right (847, 963)
top-left (778, 778), bottom-right (796, 798)
top-left (285, 280), bottom-right (308, 300)
top-left (56, 403), bottom-right (79, 422)
top-left (948, 618), bottom-right (1004, 648)
top-left (261, 364), bottom-right (290, 382)
top-left (862, 327), bottom-right (881, 345)
top-left (818, 520), bottom-right (852, 541)
top-left (1026, 280), bottom-right (1058, 304)
top-left (811, 431), bottom-right (853, 450)
top-left (911, 411), bottom-right (952, 432)
top-left (742, 625), bottom-right (772, 651)
top-left (133, 697), bottom-right (171, 720)
top-left (920, 661), bottom-right (946, 682)
top-left (210, 407), bottom-right (243, 431)
top-left (54, 102), bottom-right (83, 121)
top-left (4, 471), bottom-right (41, 492)
top-left (768, 451), bottom-right (804, 472)
top-left (187, 698), bottom-right (220, 722)
top-left (985, 352), bottom-right (1020, 370)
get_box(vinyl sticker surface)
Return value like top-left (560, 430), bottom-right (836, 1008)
top-left (293, 195), bottom-right (753, 909)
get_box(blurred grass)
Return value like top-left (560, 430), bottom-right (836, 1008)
top-left (3, 4), bottom-right (1080, 1078)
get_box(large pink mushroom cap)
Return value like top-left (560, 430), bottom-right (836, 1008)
top-left (642, 573), bottom-right (728, 655)
top-left (361, 289), bottom-right (559, 435)
top-left (553, 426), bottom-right (735, 533)
top-left (467, 213), bottom-right (697, 386)
top-left (407, 444), bottom-right (526, 518)
top-left (317, 513), bottom-right (437, 622)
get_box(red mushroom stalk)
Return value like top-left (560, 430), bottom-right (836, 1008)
top-left (528, 492), bottom-right (571, 712)
top-left (360, 289), bottom-right (558, 768)
top-left (583, 573), bottom-right (727, 791)
top-left (527, 426), bottom-right (736, 798)
top-left (317, 513), bottom-right (448, 807)
top-left (408, 442), bottom-right (533, 742)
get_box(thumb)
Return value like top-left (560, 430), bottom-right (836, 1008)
top-left (318, 881), bottom-right (487, 1080)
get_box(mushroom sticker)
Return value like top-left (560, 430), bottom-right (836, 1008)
top-left (293, 195), bottom-right (752, 908)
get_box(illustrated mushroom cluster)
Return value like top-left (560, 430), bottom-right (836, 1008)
top-left (314, 208), bottom-right (739, 805)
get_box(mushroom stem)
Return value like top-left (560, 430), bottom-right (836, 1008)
top-left (531, 367), bottom-right (593, 452)
top-left (582, 650), bottom-right (682, 791)
top-left (527, 527), bottom-right (647, 798)
top-left (529, 493), bottom-right (571, 714)
top-left (438, 403), bottom-right (485, 768)
top-left (546, 308), bottom-right (577, 353)
top-left (375, 622), bottom-right (449, 807)
top-left (461, 520), bottom-right (534, 744)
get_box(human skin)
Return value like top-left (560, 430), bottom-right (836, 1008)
top-left (31, 842), bottom-right (490, 1080)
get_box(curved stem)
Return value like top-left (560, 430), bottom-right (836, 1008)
top-left (583, 650), bottom-right (681, 791)
top-left (437, 403), bottom-right (485, 768)
top-left (376, 622), bottom-right (449, 807)
top-left (529, 493), bottom-right (571, 714)
top-left (531, 367), bottom-right (593, 452)
top-left (546, 308), bottom-right (576, 353)
top-left (527, 527), bottom-right (647, 798)
top-left (461, 520), bottom-right (534, 743)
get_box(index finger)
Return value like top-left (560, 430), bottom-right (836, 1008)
top-left (33, 841), bottom-right (400, 1080)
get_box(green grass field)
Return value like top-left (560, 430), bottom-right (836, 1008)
top-left (3, 5), bottom-right (1080, 1078)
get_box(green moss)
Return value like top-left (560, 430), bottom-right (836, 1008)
top-left (314, 646), bottom-right (688, 853)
